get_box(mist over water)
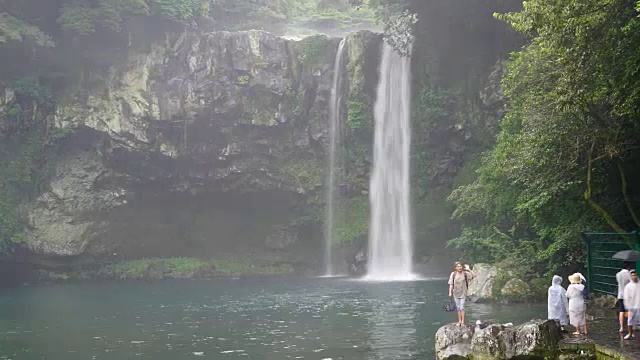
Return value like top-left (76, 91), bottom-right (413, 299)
top-left (324, 39), bottom-right (347, 277)
top-left (366, 40), bottom-right (415, 281)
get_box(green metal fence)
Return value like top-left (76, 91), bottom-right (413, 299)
top-left (582, 231), bottom-right (640, 295)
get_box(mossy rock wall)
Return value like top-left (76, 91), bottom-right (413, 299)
top-left (0, 29), bottom-right (377, 272)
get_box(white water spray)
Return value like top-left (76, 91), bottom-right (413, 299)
top-left (365, 40), bottom-right (416, 281)
top-left (323, 39), bottom-right (347, 277)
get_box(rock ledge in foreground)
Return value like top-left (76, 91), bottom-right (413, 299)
top-left (435, 319), bottom-right (562, 360)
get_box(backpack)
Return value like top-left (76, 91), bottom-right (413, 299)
top-left (443, 299), bottom-right (457, 312)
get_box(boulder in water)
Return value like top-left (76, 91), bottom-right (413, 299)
top-left (435, 324), bottom-right (474, 360)
top-left (435, 319), bottom-right (562, 360)
top-left (508, 320), bottom-right (562, 358)
top-left (501, 278), bottom-right (531, 298)
top-left (467, 263), bottom-right (497, 302)
top-left (471, 323), bottom-right (509, 359)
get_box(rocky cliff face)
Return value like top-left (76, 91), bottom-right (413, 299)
top-left (16, 30), bottom-right (383, 267)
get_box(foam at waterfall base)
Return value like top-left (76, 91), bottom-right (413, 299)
top-left (316, 274), bottom-right (349, 279)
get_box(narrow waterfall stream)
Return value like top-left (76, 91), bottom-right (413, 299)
top-left (323, 39), bottom-right (347, 276)
top-left (366, 40), bottom-right (415, 281)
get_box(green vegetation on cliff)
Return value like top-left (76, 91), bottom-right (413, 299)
top-left (371, 0), bottom-right (639, 278)
top-left (289, 0), bottom-right (376, 32)
top-left (0, 0), bottom-right (376, 102)
top-left (0, 0), bottom-right (374, 255)
top-left (295, 35), bottom-right (332, 68)
top-left (0, 131), bottom-right (71, 252)
top-left (447, 0), bottom-right (640, 275)
top-left (333, 195), bottom-right (369, 245)
top-left (279, 155), bottom-right (324, 192)
top-left (208, 0), bottom-right (376, 34)
top-left (96, 256), bottom-right (295, 279)
top-left (0, 75), bottom-right (73, 252)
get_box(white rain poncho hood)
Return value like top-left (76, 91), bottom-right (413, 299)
top-left (548, 275), bottom-right (568, 325)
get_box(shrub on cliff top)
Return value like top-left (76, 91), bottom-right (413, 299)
top-left (295, 35), bottom-right (331, 68)
top-left (333, 195), bottom-right (369, 245)
top-left (100, 257), bottom-right (211, 279)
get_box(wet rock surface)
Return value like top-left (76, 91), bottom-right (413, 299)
top-left (560, 307), bottom-right (640, 360)
top-left (435, 323), bottom-right (474, 360)
top-left (501, 278), bottom-right (531, 298)
top-left (435, 319), bottom-right (562, 360)
top-left (8, 30), bottom-right (383, 264)
top-left (467, 263), bottom-right (497, 301)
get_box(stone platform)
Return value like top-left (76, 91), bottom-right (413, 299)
top-left (435, 319), bottom-right (563, 360)
top-left (559, 306), bottom-right (639, 360)
top-left (435, 315), bottom-right (638, 360)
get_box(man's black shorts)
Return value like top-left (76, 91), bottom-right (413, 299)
top-left (617, 299), bottom-right (626, 313)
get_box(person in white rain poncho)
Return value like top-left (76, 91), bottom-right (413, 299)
top-left (616, 262), bottom-right (632, 333)
top-left (576, 272), bottom-right (588, 335)
top-left (566, 273), bottom-right (587, 336)
top-left (623, 269), bottom-right (639, 340)
top-left (548, 275), bottom-right (568, 330)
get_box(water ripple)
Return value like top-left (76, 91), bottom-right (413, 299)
top-left (0, 278), bottom-right (545, 360)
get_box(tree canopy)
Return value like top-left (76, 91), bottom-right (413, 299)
top-left (448, 0), bottom-right (640, 275)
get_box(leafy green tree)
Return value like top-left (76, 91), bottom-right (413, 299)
top-left (149, 0), bottom-right (210, 21)
top-left (495, 0), bottom-right (640, 230)
top-left (0, 13), bottom-right (53, 46)
top-left (449, 0), bottom-right (640, 274)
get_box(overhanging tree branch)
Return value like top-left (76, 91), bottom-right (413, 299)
top-left (616, 159), bottom-right (640, 227)
top-left (583, 140), bottom-right (626, 233)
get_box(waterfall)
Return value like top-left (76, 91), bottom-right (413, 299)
top-left (365, 40), bottom-right (415, 281)
top-left (323, 39), bottom-right (347, 277)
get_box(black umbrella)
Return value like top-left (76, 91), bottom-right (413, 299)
top-left (612, 250), bottom-right (640, 261)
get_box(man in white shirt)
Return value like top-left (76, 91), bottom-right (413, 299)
top-left (616, 262), bottom-right (632, 333)
top-left (623, 269), bottom-right (639, 340)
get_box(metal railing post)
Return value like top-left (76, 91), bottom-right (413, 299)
top-left (581, 232), bottom-right (593, 291)
top-left (634, 230), bottom-right (640, 271)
